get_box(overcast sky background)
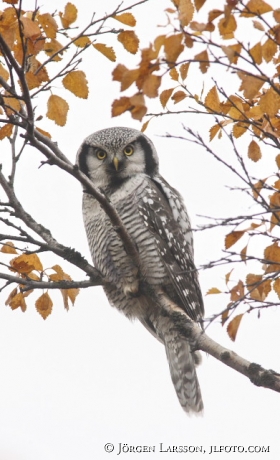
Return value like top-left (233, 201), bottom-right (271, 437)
top-left (0, 0), bottom-right (280, 459)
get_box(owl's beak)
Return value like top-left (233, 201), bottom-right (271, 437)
top-left (113, 156), bottom-right (119, 171)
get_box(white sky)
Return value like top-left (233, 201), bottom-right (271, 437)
top-left (0, 0), bottom-right (280, 459)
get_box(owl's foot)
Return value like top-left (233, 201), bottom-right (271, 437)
top-left (123, 279), bottom-right (140, 297)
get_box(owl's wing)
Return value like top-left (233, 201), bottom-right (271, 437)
top-left (138, 179), bottom-right (204, 322)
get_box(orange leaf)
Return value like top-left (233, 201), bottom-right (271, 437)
top-left (93, 43), bottom-right (116, 62)
top-left (164, 34), bottom-right (184, 63)
top-left (0, 123), bottom-right (13, 140)
top-left (44, 39), bottom-right (64, 61)
top-left (35, 293), bottom-right (53, 320)
top-left (117, 31), bottom-right (139, 54)
top-left (46, 95), bottom-right (69, 126)
top-left (113, 13), bottom-right (136, 27)
top-left (129, 94), bottom-right (147, 121)
top-left (111, 97), bottom-right (131, 117)
top-left (232, 123), bottom-right (247, 139)
top-left (194, 49), bottom-right (210, 73)
top-left (10, 253), bottom-right (43, 274)
top-left (59, 2), bottom-right (77, 28)
top-left (206, 287), bottom-right (222, 295)
top-left (38, 13), bottom-right (58, 39)
top-left (63, 70), bottom-right (88, 99)
top-left (240, 245), bottom-right (248, 262)
top-left (209, 124), bottom-right (221, 141)
top-left (160, 88), bottom-right (174, 108)
top-left (8, 292), bottom-right (27, 312)
top-left (205, 86), bottom-right (220, 113)
top-left (169, 68), bottom-right (179, 81)
top-left (274, 9), bottom-right (280, 23)
top-left (248, 140), bottom-right (262, 162)
top-left (227, 314), bottom-right (244, 341)
top-left (5, 287), bottom-right (18, 306)
top-left (1, 241), bottom-right (17, 254)
top-left (225, 231), bottom-right (245, 249)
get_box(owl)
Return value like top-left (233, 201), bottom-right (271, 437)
top-left (76, 127), bottom-right (204, 413)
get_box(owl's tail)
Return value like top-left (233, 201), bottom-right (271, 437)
top-left (164, 336), bottom-right (203, 413)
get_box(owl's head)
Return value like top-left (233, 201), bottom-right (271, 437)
top-left (76, 127), bottom-right (159, 188)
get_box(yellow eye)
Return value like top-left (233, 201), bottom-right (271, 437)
top-left (96, 149), bottom-right (107, 160)
top-left (123, 145), bottom-right (134, 156)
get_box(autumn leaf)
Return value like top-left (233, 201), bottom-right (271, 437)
top-left (273, 278), bottom-right (280, 299)
top-left (246, 274), bottom-right (271, 301)
top-left (142, 74), bottom-right (161, 98)
top-left (35, 293), bottom-right (53, 320)
top-left (112, 97), bottom-right (131, 117)
top-left (59, 3), bottom-right (77, 28)
top-left (129, 93), bottom-right (147, 121)
top-left (0, 123), bottom-right (14, 140)
top-left (249, 42), bottom-right (262, 64)
top-left (36, 127), bottom-right (51, 139)
top-left (20, 17), bottom-right (41, 39)
top-left (227, 314), bottom-right (244, 341)
top-left (63, 71), bottom-right (89, 99)
top-left (209, 124), bottom-right (221, 141)
top-left (8, 292), bottom-right (27, 312)
top-left (10, 253), bottom-right (43, 274)
top-left (38, 13), bottom-right (58, 39)
top-left (169, 68), bottom-right (179, 81)
top-left (237, 72), bottom-right (264, 99)
top-left (205, 86), bottom-right (220, 113)
top-left (240, 0), bottom-right (273, 17)
top-left (230, 280), bottom-right (244, 301)
top-left (218, 15), bottom-right (237, 39)
top-left (225, 230), bottom-right (245, 249)
top-left (178, 0), bottom-right (195, 27)
top-left (164, 34), bottom-right (184, 63)
top-left (248, 140), bottom-right (262, 162)
top-left (232, 123), bottom-right (247, 139)
top-left (194, 0), bottom-right (206, 11)
top-left (113, 13), bottom-right (136, 26)
top-left (93, 43), bottom-right (116, 62)
top-left (206, 287), bottom-right (222, 295)
top-left (262, 38), bottom-right (277, 63)
top-left (74, 36), bottom-right (91, 48)
top-left (171, 90), bottom-right (187, 104)
top-left (179, 62), bottom-right (190, 80)
top-left (264, 242), bottom-right (280, 273)
top-left (46, 95), bottom-right (69, 126)
top-left (1, 241), bottom-right (17, 254)
top-left (194, 49), bottom-right (210, 73)
top-left (118, 31), bottom-right (139, 54)
top-left (44, 39), bottom-right (64, 61)
top-left (0, 63), bottom-right (9, 83)
top-left (160, 88), bottom-right (174, 108)
top-left (259, 88), bottom-right (280, 117)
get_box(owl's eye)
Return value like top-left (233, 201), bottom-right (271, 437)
top-left (96, 149), bottom-right (107, 160)
top-left (123, 145), bottom-right (134, 156)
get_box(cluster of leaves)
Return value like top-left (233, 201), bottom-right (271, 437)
top-left (1, 241), bottom-right (79, 319)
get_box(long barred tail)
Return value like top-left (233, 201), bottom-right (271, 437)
top-left (164, 336), bottom-right (203, 413)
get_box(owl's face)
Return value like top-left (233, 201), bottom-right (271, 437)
top-left (77, 127), bottom-right (159, 189)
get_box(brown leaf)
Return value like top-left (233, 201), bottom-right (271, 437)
top-left (218, 14), bottom-right (237, 39)
top-left (164, 34), bottom-right (184, 63)
top-left (62, 70), bottom-right (88, 99)
top-left (0, 63), bottom-right (9, 84)
top-left (273, 278), bottom-right (280, 299)
top-left (1, 241), bottom-right (17, 254)
top-left (142, 74), bottom-right (161, 98)
top-left (46, 95), bottom-right (69, 126)
top-left (194, 49), bottom-right (210, 73)
top-left (240, 0), bottom-right (273, 17)
top-left (113, 13), bottom-right (136, 27)
top-left (160, 88), bottom-right (174, 108)
top-left (112, 97), bottom-right (131, 117)
top-left (222, 43), bottom-right (241, 64)
top-left (38, 13), bottom-right (58, 39)
top-left (93, 43), bottom-right (116, 62)
top-left (240, 245), bottom-right (247, 262)
top-left (252, 20), bottom-right (265, 31)
top-left (237, 72), bottom-right (264, 99)
top-left (249, 42), bottom-right (262, 64)
top-left (36, 127), bottom-right (51, 139)
top-left (129, 93), bottom-right (147, 121)
top-left (8, 292), bottom-right (27, 312)
top-left (0, 123), bottom-right (14, 140)
top-left (259, 87), bottom-right (280, 117)
top-left (209, 124), bottom-right (221, 141)
top-left (264, 242), bottom-right (280, 273)
top-left (179, 62), bottom-right (190, 80)
top-left (274, 9), bottom-right (280, 23)
top-left (178, 0), bottom-right (195, 27)
top-left (20, 17), bottom-right (41, 39)
top-left (44, 39), bottom-right (64, 61)
top-left (262, 38), bottom-right (277, 63)
top-left (59, 2), bottom-right (77, 28)
top-left (118, 31), bottom-right (139, 54)
top-left (74, 36), bottom-right (91, 48)
top-left (225, 230), bottom-right (245, 249)
top-left (35, 293), bottom-right (53, 320)
top-left (205, 86), bottom-right (220, 113)
top-left (141, 118), bottom-right (152, 132)
top-left (169, 68), bottom-right (179, 81)
top-left (194, 0), bottom-right (206, 11)
top-left (208, 9), bottom-right (223, 22)
top-left (276, 154), bottom-right (280, 169)
top-left (232, 122), bottom-right (248, 138)
top-left (248, 140), bottom-right (262, 162)
top-left (5, 287), bottom-right (18, 306)
top-left (227, 314), bottom-right (244, 341)
top-left (171, 90), bottom-right (187, 104)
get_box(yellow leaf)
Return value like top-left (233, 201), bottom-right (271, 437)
top-left (59, 2), bottom-right (77, 28)
top-left (232, 123), bottom-right (247, 138)
top-left (93, 43), bottom-right (116, 62)
top-left (171, 90), bottom-right (187, 104)
top-left (237, 72), bottom-right (264, 99)
top-left (225, 231), bottom-right (245, 249)
top-left (142, 74), bottom-right (161, 98)
top-left (194, 49), bottom-right (210, 73)
top-left (0, 123), bottom-right (13, 140)
top-left (169, 68), bottom-right (179, 81)
top-left (247, 105), bottom-right (263, 120)
top-left (209, 124), bottom-right (221, 141)
top-left (46, 95), bottom-right (69, 126)
top-left (35, 293), bottom-right (53, 320)
top-left (117, 31), bottom-right (139, 54)
top-left (164, 34), bottom-right (184, 63)
top-left (10, 253), bottom-right (43, 274)
top-left (227, 314), bottom-right (244, 341)
top-left (178, 0), bottom-right (195, 27)
top-left (74, 36), bottom-right (91, 48)
top-left (249, 42), bottom-right (262, 64)
top-left (218, 15), bottom-right (237, 39)
top-left (179, 62), bottom-right (190, 80)
top-left (248, 140), bottom-right (262, 162)
top-left (113, 13), bottom-right (136, 27)
top-left (259, 87), bottom-right (280, 117)
top-left (5, 287), bottom-right (18, 306)
top-left (160, 88), bottom-right (174, 108)
top-left (1, 241), bottom-right (17, 254)
top-left (62, 70), bottom-right (88, 99)
top-left (206, 287), bottom-right (222, 295)
top-left (205, 86), bottom-right (220, 113)
top-left (8, 292), bottom-right (27, 312)
top-left (246, 274), bottom-right (271, 301)
top-left (38, 13), bottom-right (58, 39)
top-left (262, 38), bottom-right (277, 62)
top-left (240, 0), bottom-right (273, 17)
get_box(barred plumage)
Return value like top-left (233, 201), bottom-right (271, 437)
top-left (77, 127), bottom-right (204, 413)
